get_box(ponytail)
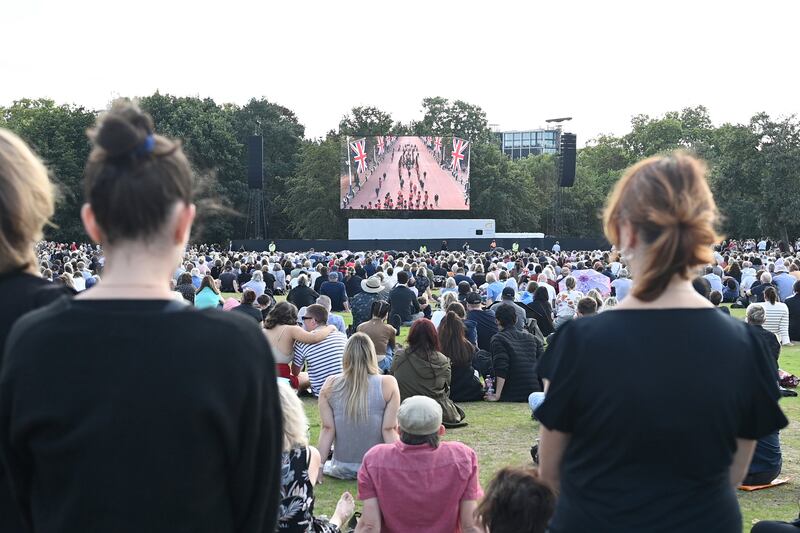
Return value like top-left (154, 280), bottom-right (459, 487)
top-left (765, 286), bottom-right (778, 305)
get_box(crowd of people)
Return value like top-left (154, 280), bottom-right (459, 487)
top-left (0, 102), bottom-right (798, 532)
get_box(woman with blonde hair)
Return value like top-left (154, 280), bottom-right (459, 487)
top-left (537, 152), bottom-right (787, 532)
top-left (431, 290), bottom-right (459, 328)
top-left (241, 268), bottom-right (266, 297)
top-left (276, 384), bottom-right (354, 531)
top-left (0, 128), bottom-right (73, 532)
top-left (317, 332), bottom-right (400, 480)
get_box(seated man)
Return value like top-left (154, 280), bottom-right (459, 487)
top-left (350, 276), bottom-right (386, 330)
top-left (490, 287), bottom-right (526, 330)
top-left (465, 292), bottom-right (497, 352)
top-left (319, 272), bottom-right (350, 312)
top-left (356, 396), bottom-right (483, 533)
top-left (486, 305), bottom-right (543, 403)
top-left (316, 295), bottom-right (347, 333)
top-left (388, 270), bottom-right (423, 332)
top-left (292, 304), bottom-right (346, 396)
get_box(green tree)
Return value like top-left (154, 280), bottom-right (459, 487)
top-left (283, 138), bottom-right (347, 239)
top-left (0, 98), bottom-right (96, 241)
top-left (139, 93), bottom-right (245, 243)
top-left (339, 106), bottom-right (394, 136)
top-left (415, 97), bottom-right (490, 141)
top-left (706, 122), bottom-right (763, 238)
top-left (754, 113), bottom-right (800, 242)
top-left (230, 98), bottom-right (305, 238)
top-left (469, 143), bottom-right (539, 231)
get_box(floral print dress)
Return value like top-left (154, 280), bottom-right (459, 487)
top-left (277, 447), bottom-right (340, 533)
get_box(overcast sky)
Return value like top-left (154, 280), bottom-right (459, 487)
top-left (3, 0), bottom-right (797, 144)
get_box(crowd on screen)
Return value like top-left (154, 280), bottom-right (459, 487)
top-left (0, 102), bottom-right (798, 532)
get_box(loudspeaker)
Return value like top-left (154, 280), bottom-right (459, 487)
top-left (558, 133), bottom-right (577, 187)
top-left (247, 136), bottom-right (263, 189)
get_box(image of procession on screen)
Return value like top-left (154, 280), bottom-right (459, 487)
top-left (340, 135), bottom-right (470, 210)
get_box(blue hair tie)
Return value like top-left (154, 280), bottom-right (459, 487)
top-left (135, 134), bottom-right (155, 156)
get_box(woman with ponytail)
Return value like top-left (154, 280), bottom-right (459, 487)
top-left (536, 152), bottom-right (787, 533)
top-left (317, 333), bottom-right (400, 480)
top-left (751, 286), bottom-right (790, 345)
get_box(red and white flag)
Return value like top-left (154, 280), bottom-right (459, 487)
top-left (377, 136), bottom-right (385, 155)
top-left (451, 137), bottom-right (468, 169)
top-left (350, 138), bottom-right (367, 173)
top-left (434, 136), bottom-right (442, 153)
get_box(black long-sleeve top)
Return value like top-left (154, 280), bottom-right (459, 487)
top-left (0, 298), bottom-right (282, 533)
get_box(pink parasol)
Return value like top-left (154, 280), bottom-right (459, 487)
top-left (558, 269), bottom-right (611, 297)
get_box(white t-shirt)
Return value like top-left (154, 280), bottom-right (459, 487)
top-left (556, 289), bottom-right (583, 317)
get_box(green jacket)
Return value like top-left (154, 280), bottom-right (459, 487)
top-left (391, 348), bottom-right (466, 426)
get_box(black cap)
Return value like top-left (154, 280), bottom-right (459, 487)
top-left (501, 287), bottom-right (516, 299)
top-left (465, 292), bottom-right (482, 304)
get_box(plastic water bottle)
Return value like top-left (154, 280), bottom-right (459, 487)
top-left (485, 376), bottom-right (494, 396)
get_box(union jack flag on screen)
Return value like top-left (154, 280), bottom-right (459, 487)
top-left (376, 136), bottom-right (385, 155)
top-left (434, 136), bottom-right (442, 153)
top-left (350, 138), bottom-right (367, 173)
top-left (451, 137), bottom-right (468, 169)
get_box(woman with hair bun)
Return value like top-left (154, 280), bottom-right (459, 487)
top-left (0, 101), bottom-right (283, 533)
top-left (536, 152), bottom-right (787, 532)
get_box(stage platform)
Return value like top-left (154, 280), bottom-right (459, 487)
top-left (230, 237), bottom-right (608, 253)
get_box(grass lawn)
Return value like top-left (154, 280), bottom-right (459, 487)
top-left (227, 292), bottom-right (800, 530)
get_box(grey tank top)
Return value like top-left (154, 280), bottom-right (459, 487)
top-left (329, 374), bottom-right (386, 464)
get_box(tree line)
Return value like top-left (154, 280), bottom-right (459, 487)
top-left (2, 96), bottom-right (799, 242)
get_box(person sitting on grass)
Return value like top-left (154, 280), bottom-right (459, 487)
top-left (357, 300), bottom-right (397, 373)
top-left (355, 396), bottom-right (483, 533)
top-left (431, 291), bottom-right (459, 329)
top-left (446, 301), bottom-right (478, 347)
top-left (264, 301), bottom-right (336, 390)
top-left (391, 319), bottom-right (466, 426)
top-left (320, 272), bottom-right (350, 312)
top-left (194, 274), bottom-right (224, 309)
top-left (418, 294), bottom-right (433, 319)
top-left (276, 383), bottom-right (355, 532)
top-left (388, 270), bottom-right (423, 333)
top-left (316, 295), bottom-right (346, 333)
top-left (754, 286), bottom-right (792, 345)
top-left (241, 268), bottom-right (266, 297)
top-left (475, 467), bottom-right (555, 533)
top-left (317, 333), bottom-right (400, 480)
top-left (743, 304), bottom-right (783, 488)
top-left (175, 271), bottom-right (195, 304)
top-left (437, 309), bottom-right (483, 402)
top-left (232, 288), bottom-right (263, 323)
top-left (486, 304), bottom-right (543, 403)
top-left (287, 273), bottom-right (319, 309)
top-left (292, 304), bottom-right (347, 397)
top-left (575, 296), bottom-right (598, 318)
top-left (709, 290), bottom-right (730, 315)
top-left (350, 276), bottom-right (386, 330)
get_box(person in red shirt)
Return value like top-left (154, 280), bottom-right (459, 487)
top-left (356, 396), bottom-right (483, 533)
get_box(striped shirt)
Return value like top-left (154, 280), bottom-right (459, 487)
top-left (754, 302), bottom-right (790, 345)
top-left (293, 331), bottom-right (346, 396)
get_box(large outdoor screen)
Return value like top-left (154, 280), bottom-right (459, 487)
top-left (340, 135), bottom-right (470, 210)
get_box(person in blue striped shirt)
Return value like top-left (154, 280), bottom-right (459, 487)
top-left (293, 304), bottom-right (346, 396)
